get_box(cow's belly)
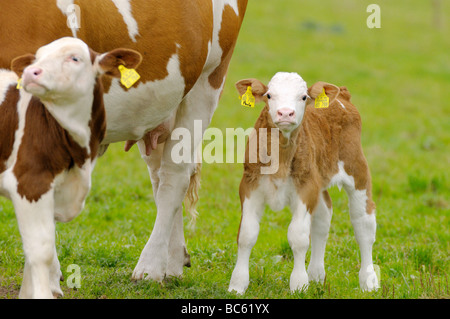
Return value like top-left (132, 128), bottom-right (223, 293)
top-left (102, 53), bottom-right (185, 145)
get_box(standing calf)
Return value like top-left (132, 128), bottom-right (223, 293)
top-left (228, 72), bottom-right (379, 293)
top-left (0, 37), bottom-right (141, 298)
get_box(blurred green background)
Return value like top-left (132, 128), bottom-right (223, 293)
top-left (1, 0), bottom-right (449, 298)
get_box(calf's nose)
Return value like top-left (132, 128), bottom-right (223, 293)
top-left (23, 67), bottom-right (43, 81)
top-left (277, 108), bottom-right (295, 121)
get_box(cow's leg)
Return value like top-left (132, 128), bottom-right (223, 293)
top-left (288, 200), bottom-right (311, 292)
top-left (132, 75), bottom-right (222, 282)
top-left (228, 192), bottom-right (265, 294)
top-left (307, 190), bottom-right (333, 283)
top-left (137, 140), bottom-right (190, 278)
top-left (13, 190), bottom-right (57, 299)
top-left (344, 184), bottom-right (378, 291)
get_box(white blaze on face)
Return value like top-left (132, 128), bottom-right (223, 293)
top-left (266, 72), bottom-right (308, 136)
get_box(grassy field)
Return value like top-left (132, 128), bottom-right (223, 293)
top-left (1, 0), bottom-right (449, 299)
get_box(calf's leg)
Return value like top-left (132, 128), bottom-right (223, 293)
top-left (228, 192), bottom-right (265, 294)
top-left (288, 200), bottom-right (311, 292)
top-left (344, 185), bottom-right (379, 291)
top-left (308, 190), bottom-right (332, 283)
top-left (13, 190), bottom-right (58, 299)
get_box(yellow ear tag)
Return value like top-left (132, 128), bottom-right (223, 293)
top-left (16, 78), bottom-right (23, 90)
top-left (314, 88), bottom-right (329, 109)
top-left (240, 86), bottom-right (255, 108)
top-left (118, 65), bottom-right (140, 89)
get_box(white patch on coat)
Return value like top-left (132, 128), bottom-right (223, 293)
top-left (102, 53), bottom-right (185, 144)
top-left (111, 0), bottom-right (140, 42)
top-left (328, 160), bottom-right (354, 191)
top-left (0, 69), bottom-right (18, 104)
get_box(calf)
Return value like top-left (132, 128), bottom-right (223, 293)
top-left (228, 72), bottom-right (379, 294)
top-left (0, 37), bottom-right (141, 298)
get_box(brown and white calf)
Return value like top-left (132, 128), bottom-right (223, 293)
top-left (228, 72), bottom-right (379, 293)
top-left (0, 37), bottom-right (141, 298)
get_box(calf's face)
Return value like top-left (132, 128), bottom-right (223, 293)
top-left (236, 72), bottom-right (308, 135)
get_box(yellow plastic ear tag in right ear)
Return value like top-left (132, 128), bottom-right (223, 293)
top-left (240, 86), bottom-right (255, 108)
top-left (314, 88), bottom-right (329, 109)
top-left (16, 78), bottom-right (23, 90)
top-left (118, 65), bottom-right (140, 89)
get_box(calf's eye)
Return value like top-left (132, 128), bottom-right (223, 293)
top-left (71, 56), bottom-right (79, 62)
top-left (302, 95), bottom-right (307, 101)
top-left (267, 94), bottom-right (271, 99)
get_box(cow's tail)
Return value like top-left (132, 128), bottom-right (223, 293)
top-left (184, 161), bottom-right (201, 228)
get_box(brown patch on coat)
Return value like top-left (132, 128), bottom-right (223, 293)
top-left (208, 2), bottom-right (247, 89)
top-left (239, 80), bottom-right (375, 215)
top-left (0, 86), bottom-right (19, 174)
top-left (13, 78), bottom-right (106, 202)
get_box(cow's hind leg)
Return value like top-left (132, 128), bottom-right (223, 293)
top-left (132, 74), bottom-right (222, 282)
top-left (137, 140), bottom-right (191, 279)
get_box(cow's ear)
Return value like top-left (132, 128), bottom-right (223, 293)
top-left (308, 81), bottom-right (340, 105)
top-left (11, 54), bottom-right (35, 77)
top-left (95, 48), bottom-right (143, 78)
top-left (235, 78), bottom-right (268, 103)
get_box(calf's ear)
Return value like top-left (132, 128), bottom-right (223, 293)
top-left (11, 54), bottom-right (36, 77)
top-left (236, 78), bottom-right (268, 103)
top-left (308, 81), bottom-right (340, 105)
top-left (95, 49), bottom-right (143, 78)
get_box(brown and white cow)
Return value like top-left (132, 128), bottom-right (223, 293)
top-left (228, 72), bottom-right (379, 294)
top-left (0, 37), bottom-right (142, 298)
top-left (0, 1), bottom-right (248, 283)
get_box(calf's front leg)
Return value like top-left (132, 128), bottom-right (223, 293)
top-left (12, 189), bottom-right (60, 299)
top-left (228, 192), bottom-right (264, 294)
top-left (288, 200), bottom-right (311, 292)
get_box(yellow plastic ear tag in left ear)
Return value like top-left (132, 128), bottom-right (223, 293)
top-left (240, 86), bottom-right (255, 108)
top-left (314, 88), bottom-right (329, 109)
top-left (16, 78), bottom-right (23, 89)
top-left (118, 65), bottom-right (140, 89)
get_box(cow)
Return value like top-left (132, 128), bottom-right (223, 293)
top-left (0, 37), bottom-right (142, 298)
top-left (228, 72), bottom-right (379, 294)
top-left (0, 0), bottom-right (248, 283)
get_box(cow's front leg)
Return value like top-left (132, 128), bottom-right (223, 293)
top-left (13, 190), bottom-right (58, 299)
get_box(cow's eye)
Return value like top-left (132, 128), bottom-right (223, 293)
top-left (302, 95), bottom-right (307, 101)
top-left (70, 56), bottom-right (80, 62)
top-left (267, 94), bottom-right (271, 99)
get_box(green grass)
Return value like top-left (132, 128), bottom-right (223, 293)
top-left (1, 0), bottom-right (449, 299)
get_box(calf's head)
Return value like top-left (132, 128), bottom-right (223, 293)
top-left (236, 73), bottom-right (341, 137)
top-left (236, 72), bottom-right (308, 136)
top-left (11, 37), bottom-right (142, 103)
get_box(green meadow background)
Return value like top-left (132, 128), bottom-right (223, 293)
top-left (1, 0), bottom-right (449, 298)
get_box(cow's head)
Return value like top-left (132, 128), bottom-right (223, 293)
top-left (11, 37), bottom-right (142, 103)
top-left (236, 72), bottom-right (309, 136)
